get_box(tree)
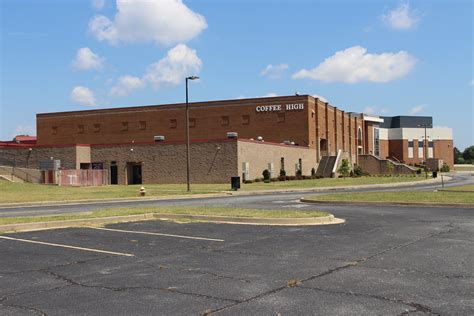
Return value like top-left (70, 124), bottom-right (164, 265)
top-left (462, 146), bottom-right (474, 164)
top-left (454, 147), bottom-right (463, 164)
top-left (338, 159), bottom-right (351, 179)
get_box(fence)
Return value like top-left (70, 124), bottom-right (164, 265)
top-left (47, 169), bottom-right (109, 186)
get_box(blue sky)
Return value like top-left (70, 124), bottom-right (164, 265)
top-left (1, 0), bottom-right (472, 148)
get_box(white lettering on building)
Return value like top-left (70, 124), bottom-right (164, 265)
top-left (256, 103), bottom-right (304, 112)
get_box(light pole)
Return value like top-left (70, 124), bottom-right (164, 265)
top-left (418, 123), bottom-right (432, 178)
top-left (185, 76), bottom-right (199, 192)
top-left (417, 123), bottom-right (432, 163)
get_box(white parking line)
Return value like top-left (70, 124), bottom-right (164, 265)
top-left (87, 227), bottom-right (224, 242)
top-left (0, 236), bottom-right (134, 257)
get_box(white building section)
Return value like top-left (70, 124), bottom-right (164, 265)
top-left (386, 127), bottom-right (453, 140)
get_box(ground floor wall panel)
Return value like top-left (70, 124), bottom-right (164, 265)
top-left (237, 140), bottom-right (317, 180)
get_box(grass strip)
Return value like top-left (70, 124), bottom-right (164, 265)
top-left (0, 175), bottom-right (427, 204)
top-left (0, 206), bottom-right (329, 225)
top-left (305, 191), bottom-right (474, 204)
top-left (440, 185), bottom-right (474, 192)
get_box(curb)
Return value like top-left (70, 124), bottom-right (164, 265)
top-left (0, 177), bottom-right (447, 209)
top-left (0, 213), bottom-right (345, 233)
top-left (300, 198), bottom-right (474, 209)
top-left (437, 189), bottom-right (474, 193)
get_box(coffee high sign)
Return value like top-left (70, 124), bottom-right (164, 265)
top-left (256, 103), bottom-right (304, 112)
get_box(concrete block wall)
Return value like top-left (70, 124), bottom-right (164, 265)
top-left (91, 140), bottom-right (238, 184)
top-left (0, 146), bottom-right (79, 170)
top-left (237, 140), bottom-right (317, 180)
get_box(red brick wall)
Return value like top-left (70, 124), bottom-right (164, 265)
top-left (37, 96), bottom-right (312, 147)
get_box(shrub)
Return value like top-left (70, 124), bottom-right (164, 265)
top-left (440, 164), bottom-right (450, 172)
top-left (244, 180), bottom-right (253, 184)
top-left (296, 169), bottom-right (302, 177)
top-left (280, 169), bottom-right (286, 177)
top-left (270, 177), bottom-right (279, 182)
top-left (416, 168), bottom-right (422, 175)
top-left (288, 176), bottom-right (296, 181)
top-left (311, 167), bottom-right (316, 176)
top-left (353, 165), bottom-right (364, 177)
top-left (254, 178), bottom-right (262, 182)
top-left (338, 159), bottom-right (351, 179)
top-left (278, 175), bottom-right (286, 181)
top-left (262, 169), bottom-right (271, 181)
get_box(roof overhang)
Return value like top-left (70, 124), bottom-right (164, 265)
top-left (363, 115), bottom-right (384, 123)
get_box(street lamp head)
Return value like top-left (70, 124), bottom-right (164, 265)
top-left (187, 76), bottom-right (200, 80)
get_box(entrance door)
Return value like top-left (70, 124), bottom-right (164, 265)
top-left (127, 163), bottom-right (142, 185)
top-left (132, 164), bottom-right (142, 184)
top-left (110, 165), bottom-right (118, 185)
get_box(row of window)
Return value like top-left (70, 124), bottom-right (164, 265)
top-left (408, 140), bottom-right (434, 159)
top-left (50, 115), bottom-right (265, 135)
top-left (408, 140), bottom-right (434, 148)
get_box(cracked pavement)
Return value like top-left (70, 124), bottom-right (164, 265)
top-left (1, 176), bottom-right (473, 314)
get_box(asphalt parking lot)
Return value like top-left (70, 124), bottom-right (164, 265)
top-left (1, 200), bottom-right (473, 315)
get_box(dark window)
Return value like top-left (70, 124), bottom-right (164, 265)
top-left (374, 128), bottom-right (380, 157)
top-left (242, 115), bottom-right (250, 125)
top-left (429, 141), bottom-right (434, 148)
top-left (280, 157), bottom-right (285, 171)
top-left (122, 122), bottom-right (128, 131)
top-left (189, 118), bottom-right (196, 128)
top-left (77, 125), bottom-right (84, 134)
top-left (408, 141), bottom-right (414, 147)
top-left (139, 121), bottom-right (146, 130)
top-left (357, 128), bottom-right (362, 146)
top-left (51, 126), bottom-right (58, 135)
top-left (94, 123), bottom-right (101, 133)
top-left (277, 113), bottom-right (285, 123)
top-left (170, 119), bottom-right (177, 129)
top-left (418, 140), bottom-right (423, 148)
top-left (221, 116), bottom-right (229, 126)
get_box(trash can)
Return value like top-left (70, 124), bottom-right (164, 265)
top-left (432, 171), bottom-right (438, 178)
top-left (231, 176), bottom-right (241, 191)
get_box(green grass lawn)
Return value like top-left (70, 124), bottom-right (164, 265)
top-left (305, 190), bottom-right (474, 204)
top-left (0, 206), bottom-right (329, 225)
top-left (0, 175), bottom-right (426, 204)
top-left (454, 164), bottom-right (474, 171)
top-left (441, 185), bottom-right (474, 192)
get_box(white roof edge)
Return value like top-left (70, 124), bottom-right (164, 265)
top-left (363, 115), bottom-right (384, 123)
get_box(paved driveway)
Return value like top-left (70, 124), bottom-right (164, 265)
top-left (1, 199), bottom-right (473, 315)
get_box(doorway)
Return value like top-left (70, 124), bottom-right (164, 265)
top-left (110, 162), bottom-right (118, 185)
top-left (127, 162), bottom-right (142, 185)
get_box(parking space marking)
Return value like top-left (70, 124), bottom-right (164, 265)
top-left (87, 227), bottom-right (224, 242)
top-left (0, 236), bottom-right (135, 257)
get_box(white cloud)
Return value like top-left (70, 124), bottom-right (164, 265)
top-left (260, 92), bottom-right (278, 97)
top-left (72, 47), bottom-right (104, 70)
top-left (13, 125), bottom-right (35, 137)
top-left (292, 46), bottom-right (416, 83)
top-left (382, 2), bottom-right (420, 30)
top-left (71, 86), bottom-right (96, 106)
top-left (143, 44), bottom-right (202, 88)
top-left (109, 75), bottom-right (144, 97)
top-left (363, 106), bottom-right (377, 115)
top-left (91, 0), bottom-right (105, 10)
top-left (409, 104), bottom-right (426, 115)
top-left (88, 0), bottom-right (207, 45)
top-left (363, 106), bottom-right (390, 115)
top-left (261, 64), bottom-right (289, 79)
top-left (312, 94), bottom-right (328, 103)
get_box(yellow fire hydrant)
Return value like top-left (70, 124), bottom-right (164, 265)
top-left (139, 186), bottom-right (146, 197)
